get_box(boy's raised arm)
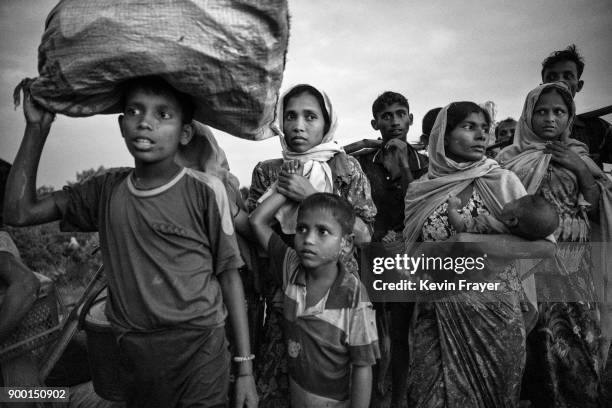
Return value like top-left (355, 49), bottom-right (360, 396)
top-left (4, 91), bottom-right (66, 226)
top-left (233, 207), bottom-right (253, 238)
top-left (248, 191), bottom-right (288, 250)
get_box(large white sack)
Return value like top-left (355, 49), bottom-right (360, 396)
top-left (28, 0), bottom-right (289, 140)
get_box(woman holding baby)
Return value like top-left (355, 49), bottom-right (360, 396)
top-left (498, 82), bottom-right (612, 407)
top-left (402, 101), bottom-right (555, 407)
top-left (247, 84), bottom-right (376, 407)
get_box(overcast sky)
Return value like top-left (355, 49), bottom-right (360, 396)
top-left (1, 0), bottom-right (611, 188)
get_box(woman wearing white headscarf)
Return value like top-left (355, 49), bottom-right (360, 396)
top-left (248, 84), bottom-right (375, 237)
top-left (247, 84), bottom-right (376, 407)
top-left (402, 101), bottom-right (555, 407)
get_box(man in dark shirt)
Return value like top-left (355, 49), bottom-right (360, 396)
top-left (354, 91), bottom-right (428, 242)
top-left (352, 91), bottom-right (427, 408)
top-left (541, 44), bottom-right (612, 168)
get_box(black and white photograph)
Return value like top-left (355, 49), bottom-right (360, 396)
top-left (1, 1), bottom-right (611, 407)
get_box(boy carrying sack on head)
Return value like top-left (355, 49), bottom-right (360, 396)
top-left (4, 77), bottom-right (258, 408)
top-left (249, 172), bottom-right (379, 408)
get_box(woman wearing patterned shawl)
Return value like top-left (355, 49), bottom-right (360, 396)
top-left (402, 101), bottom-right (555, 407)
top-left (247, 84), bottom-right (376, 407)
top-left (497, 82), bottom-right (612, 407)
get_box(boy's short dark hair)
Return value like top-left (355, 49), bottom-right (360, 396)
top-left (121, 76), bottom-right (195, 124)
top-left (494, 117), bottom-right (517, 138)
top-left (372, 91), bottom-right (409, 119)
top-left (422, 107), bottom-right (443, 137)
top-left (514, 195), bottom-right (559, 240)
top-left (283, 84), bottom-right (331, 135)
top-left (541, 44), bottom-right (585, 79)
top-left (298, 193), bottom-right (355, 235)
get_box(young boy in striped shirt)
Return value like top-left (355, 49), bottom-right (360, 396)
top-left (250, 190), bottom-right (379, 408)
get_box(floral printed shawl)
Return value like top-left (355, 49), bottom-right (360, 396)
top-left (403, 103), bottom-right (528, 244)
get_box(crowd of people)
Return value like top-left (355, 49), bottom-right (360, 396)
top-left (1, 43), bottom-right (611, 408)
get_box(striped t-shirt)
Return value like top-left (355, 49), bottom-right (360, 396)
top-left (268, 234), bottom-right (380, 406)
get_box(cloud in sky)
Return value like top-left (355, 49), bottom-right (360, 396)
top-left (1, 0), bottom-right (611, 188)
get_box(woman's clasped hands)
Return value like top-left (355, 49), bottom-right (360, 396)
top-left (277, 159), bottom-right (316, 202)
top-left (544, 140), bottom-right (587, 174)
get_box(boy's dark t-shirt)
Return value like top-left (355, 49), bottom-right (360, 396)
top-left (571, 115), bottom-right (612, 168)
top-left (59, 167), bottom-right (243, 333)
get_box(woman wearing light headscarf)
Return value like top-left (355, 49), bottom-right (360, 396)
top-left (248, 84), bottom-right (375, 237)
top-left (402, 101), bottom-right (555, 407)
top-left (497, 82), bottom-right (612, 407)
top-left (247, 84), bottom-right (376, 407)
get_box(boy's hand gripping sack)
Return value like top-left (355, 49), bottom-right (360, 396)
top-left (26, 0), bottom-right (289, 140)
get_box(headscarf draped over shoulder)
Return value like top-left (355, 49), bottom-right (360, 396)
top-left (175, 121), bottom-right (240, 193)
top-left (498, 83), bottom-right (612, 333)
top-left (402, 103), bottom-right (527, 244)
top-left (175, 122), bottom-right (259, 272)
top-left (496, 82), bottom-right (600, 192)
top-left (263, 84), bottom-right (344, 234)
top-left (274, 84), bottom-right (341, 159)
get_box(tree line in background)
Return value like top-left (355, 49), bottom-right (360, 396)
top-left (6, 166), bottom-right (107, 292)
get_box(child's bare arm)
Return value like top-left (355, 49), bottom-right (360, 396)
top-left (446, 195), bottom-right (465, 232)
top-left (249, 192), bottom-right (288, 250)
top-left (350, 365), bottom-right (372, 408)
top-left (218, 268), bottom-right (258, 408)
top-left (233, 207), bottom-right (253, 238)
top-left (4, 91), bottom-right (66, 226)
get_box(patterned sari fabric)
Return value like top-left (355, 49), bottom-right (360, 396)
top-left (498, 83), bottom-right (612, 407)
top-left (408, 190), bottom-right (526, 408)
top-left (254, 308), bottom-right (290, 408)
top-left (402, 103), bottom-right (533, 407)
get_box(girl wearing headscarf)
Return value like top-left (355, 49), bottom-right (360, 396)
top-left (402, 101), bottom-right (555, 407)
top-left (497, 82), bottom-right (612, 407)
top-left (247, 84), bottom-right (376, 407)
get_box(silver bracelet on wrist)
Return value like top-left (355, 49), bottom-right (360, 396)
top-left (233, 354), bottom-right (255, 363)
